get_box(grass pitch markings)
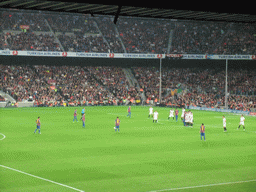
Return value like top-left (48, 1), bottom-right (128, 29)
top-left (148, 179), bottom-right (256, 191)
top-left (0, 165), bottom-right (85, 192)
top-left (0, 133), bottom-right (6, 140)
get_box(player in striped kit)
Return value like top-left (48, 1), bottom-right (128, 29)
top-left (82, 113), bottom-right (85, 128)
top-left (115, 117), bottom-right (120, 132)
top-left (34, 117), bottom-right (41, 134)
top-left (73, 109), bottom-right (78, 123)
top-left (199, 123), bottom-right (205, 141)
top-left (127, 106), bottom-right (131, 118)
top-left (175, 109), bottom-right (179, 122)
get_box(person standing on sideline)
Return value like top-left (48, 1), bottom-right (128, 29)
top-left (73, 109), bottom-right (78, 123)
top-left (223, 116), bottom-right (227, 132)
top-left (238, 114), bottom-right (245, 131)
top-left (115, 117), bottom-right (120, 132)
top-left (127, 106), bottom-right (131, 118)
top-left (80, 108), bottom-right (85, 120)
top-left (82, 113), bottom-right (85, 128)
top-left (34, 117), bottom-right (41, 134)
top-left (200, 123), bottom-right (205, 141)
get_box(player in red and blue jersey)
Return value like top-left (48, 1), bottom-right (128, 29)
top-left (73, 109), bottom-right (78, 123)
top-left (200, 123), bottom-right (205, 141)
top-left (175, 109), bottom-right (179, 122)
top-left (82, 113), bottom-right (85, 128)
top-left (115, 117), bottom-right (120, 132)
top-left (34, 117), bottom-right (41, 134)
top-left (127, 106), bottom-right (131, 118)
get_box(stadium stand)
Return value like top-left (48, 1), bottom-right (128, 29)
top-left (0, 10), bottom-right (255, 54)
top-left (0, 10), bottom-right (256, 110)
top-left (1, 63), bottom-right (255, 110)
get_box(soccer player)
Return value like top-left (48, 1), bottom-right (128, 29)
top-left (80, 108), bottom-right (85, 120)
top-left (223, 116), bottom-right (227, 132)
top-left (34, 117), bottom-right (41, 134)
top-left (168, 109), bottom-right (174, 120)
top-left (82, 113), bottom-right (85, 128)
top-left (189, 111), bottom-right (193, 127)
top-left (153, 110), bottom-right (158, 123)
top-left (115, 117), bottom-right (120, 132)
top-left (175, 108), bottom-right (179, 122)
top-left (199, 123), bottom-right (205, 141)
top-left (127, 106), bottom-right (131, 118)
top-left (238, 114), bottom-right (245, 131)
top-left (148, 106), bottom-right (153, 118)
top-left (183, 111), bottom-right (187, 126)
top-left (73, 109), bottom-right (78, 123)
top-left (181, 108), bottom-right (185, 121)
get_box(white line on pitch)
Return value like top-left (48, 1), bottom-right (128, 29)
top-left (0, 165), bottom-right (84, 192)
top-left (148, 179), bottom-right (256, 192)
top-left (0, 133), bottom-right (6, 140)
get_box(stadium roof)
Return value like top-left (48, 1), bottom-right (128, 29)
top-left (0, 1), bottom-right (256, 24)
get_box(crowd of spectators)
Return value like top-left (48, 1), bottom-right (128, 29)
top-left (1, 10), bottom-right (256, 54)
top-left (170, 21), bottom-right (231, 54)
top-left (45, 14), bottom-right (97, 34)
top-left (170, 21), bottom-right (256, 55)
top-left (94, 16), bottom-right (124, 53)
top-left (117, 17), bottom-right (172, 53)
top-left (6, 32), bottom-right (61, 51)
top-left (1, 63), bottom-right (255, 111)
top-left (1, 11), bottom-right (50, 31)
top-left (87, 66), bottom-right (141, 102)
top-left (0, 64), bottom-right (142, 106)
top-left (0, 64), bottom-right (59, 104)
top-left (215, 24), bottom-right (256, 55)
top-left (131, 66), bottom-right (256, 111)
top-left (57, 34), bottom-right (109, 52)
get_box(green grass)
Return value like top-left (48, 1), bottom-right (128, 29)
top-left (0, 106), bottom-right (256, 192)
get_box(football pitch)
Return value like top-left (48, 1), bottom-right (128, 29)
top-left (0, 106), bottom-right (256, 192)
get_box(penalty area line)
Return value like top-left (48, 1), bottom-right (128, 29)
top-left (0, 133), bottom-right (6, 140)
top-left (148, 179), bottom-right (256, 192)
top-left (0, 165), bottom-right (84, 192)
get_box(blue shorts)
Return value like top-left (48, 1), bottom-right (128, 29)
top-left (200, 133), bottom-right (205, 136)
top-left (37, 125), bottom-right (40, 129)
top-left (116, 125), bottom-right (119, 128)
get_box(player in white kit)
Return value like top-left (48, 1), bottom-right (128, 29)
top-left (153, 111), bottom-right (158, 123)
top-left (168, 109), bottom-right (174, 120)
top-left (190, 112), bottom-right (193, 127)
top-left (237, 114), bottom-right (245, 131)
top-left (223, 116), bottom-right (227, 132)
top-left (148, 106), bottom-right (153, 118)
top-left (181, 108), bottom-right (185, 121)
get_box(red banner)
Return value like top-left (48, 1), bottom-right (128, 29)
top-left (20, 25), bottom-right (30, 29)
top-left (166, 54), bottom-right (183, 58)
top-left (249, 112), bottom-right (256, 116)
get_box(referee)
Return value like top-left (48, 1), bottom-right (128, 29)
top-left (80, 108), bottom-right (85, 120)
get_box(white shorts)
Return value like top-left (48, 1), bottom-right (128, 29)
top-left (223, 123), bottom-right (226, 127)
top-left (181, 113), bottom-right (184, 117)
top-left (169, 114), bottom-right (174, 117)
top-left (149, 112), bottom-right (153, 115)
top-left (239, 122), bottom-right (244, 126)
top-left (154, 118), bottom-right (158, 121)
